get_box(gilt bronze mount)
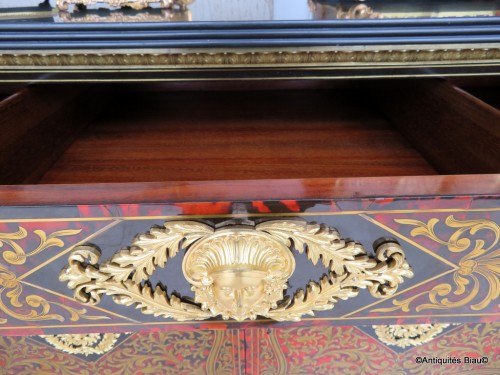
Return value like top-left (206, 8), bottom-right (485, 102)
top-left (56, 0), bottom-right (175, 11)
top-left (60, 219), bottom-right (414, 322)
top-left (41, 333), bottom-right (121, 356)
top-left (373, 324), bottom-right (451, 348)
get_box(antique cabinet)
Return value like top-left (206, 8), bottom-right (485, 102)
top-left (0, 1), bottom-right (499, 374)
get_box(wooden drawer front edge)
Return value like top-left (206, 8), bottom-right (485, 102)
top-left (1, 175), bottom-right (499, 205)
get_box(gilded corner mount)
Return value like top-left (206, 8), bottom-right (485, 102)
top-left (60, 219), bottom-right (413, 322)
top-left (41, 333), bottom-right (121, 356)
top-left (373, 324), bottom-right (451, 348)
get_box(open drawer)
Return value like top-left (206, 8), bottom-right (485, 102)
top-left (1, 78), bottom-right (499, 186)
top-left (0, 78), bottom-right (498, 373)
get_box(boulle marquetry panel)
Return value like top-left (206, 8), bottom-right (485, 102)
top-left (0, 195), bottom-right (498, 336)
top-left (0, 324), bottom-right (497, 374)
top-left (248, 323), bottom-right (499, 374)
top-left (0, 329), bottom-right (245, 375)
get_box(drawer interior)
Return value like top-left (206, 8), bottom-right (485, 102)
top-left (1, 79), bottom-right (498, 185)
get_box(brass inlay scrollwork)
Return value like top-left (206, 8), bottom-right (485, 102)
top-left (0, 262), bottom-right (109, 324)
top-left (372, 215), bottom-right (499, 313)
top-left (0, 227), bottom-right (82, 265)
top-left (0, 226), bottom-right (109, 324)
top-left (0, 336), bottom-right (93, 375)
top-left (61, 219), bottom-right (413, 322)
top-left (41, 333), bottom-right (120, 356)
top-left (373, 324), bottom-right (450, 348)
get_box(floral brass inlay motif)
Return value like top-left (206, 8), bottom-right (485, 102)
top-left (256, 324), bottom-right (499, 375)
top-left (60, 219), bottom-right (413, 322)
top-left (271, 326), bottom-right (392, 374)
top-left (0, 266), bottom-right (108, 324)
top-left (41, 333), bottom-right (120, 356)
top-left (372, 215), bottom-right (499, 313)
top-left (0, 227), bottom-right (82, 265)
top-left (373, 324), bottom-right (450, 348)
top-left (0, 330), bottom-right (242, 374)
top-left (0, 226), bottom-right (108, 325)
top-left (1, 324), bottom-right (497, 374)
top-left (0, 273), bottom-right (108, 325)
top-left (0, 336), bottom-right (93, 375)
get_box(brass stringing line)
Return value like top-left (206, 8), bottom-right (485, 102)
top-left (0, 312), bottom-right (496, 330)
top-left (0, 218), bottom-right (115, 223)
top-left (3, 58), bottom-right (499, 69)
top-left (231, 330), bottom-right (238, 375)
top-left (2, 72), bottom-right (500, 83)
top-left (257, 330), bottom-right (263, 373)
top-left (341, 268), bottom-right (457, 318)
top-left (17, 220), bottom-right (122, 281)
top-left (238, 330), bottom-right (243, 375)
top-left (252, 330), bottom-right (258, 375)
top-left (351, 326), bottom-right (398, 357)
top-left (3, 62), bottom-right (500, 71)
top-left (269, 330), bottom-right (287, 375)
top-left (0, 11), bottom-right (56, 19)
top-left (206, 330), bottom-right (224, 375)
top-left (3, 62), bottom-right (500, 73)
top-left (298, 312), bottom-right (499, 320)
top-left (0, 278), bottom-right (110, 324)
top-left (232, 329), bottom-right (242, 375)
top-left (0, 206), bottom-right (498, 223)
top-left (19, 280), bottom-right (140, 323)
top-left (422, 321), bottom-right (465, 342)
top-left (359, 214), bottom-right (459, 269)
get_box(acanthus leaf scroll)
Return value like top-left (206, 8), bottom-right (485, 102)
top-left (60, 219), bottom-right (414, 322)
